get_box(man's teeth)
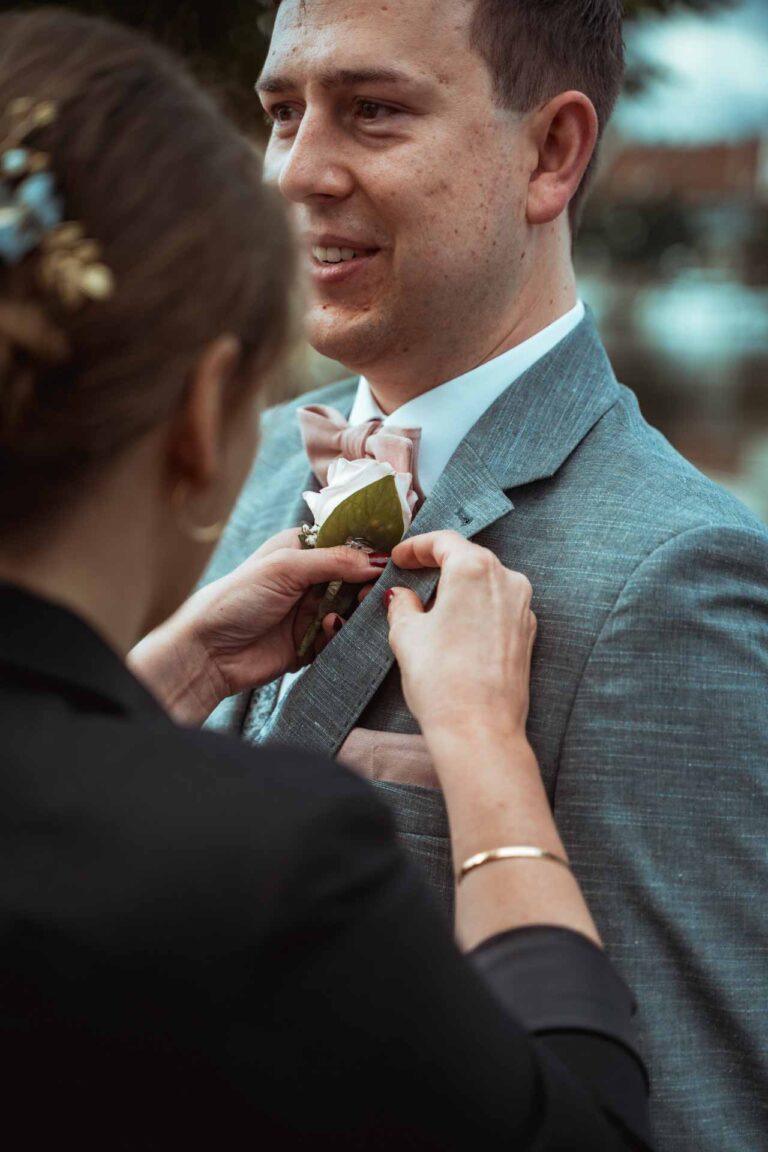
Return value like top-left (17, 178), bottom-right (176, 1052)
top-left (312, 246), bottom-right (363, 264)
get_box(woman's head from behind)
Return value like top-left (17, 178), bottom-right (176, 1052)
top-left (0, 8), bottom-right (294, 634)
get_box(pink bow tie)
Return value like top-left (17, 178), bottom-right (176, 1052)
top-left (298, 404), bottom-right (423, 496)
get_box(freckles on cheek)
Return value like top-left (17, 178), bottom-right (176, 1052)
top-left (373, 178), bottom-right (409, 215)
top-left (421, 147), bottom-right (464, 201)
top-left (425, 177), bottom-right (452, 199)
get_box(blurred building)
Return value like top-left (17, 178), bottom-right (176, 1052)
top-left (599, 137), bottom-right (768, 205)
top-left (575, 128), bottom-right (768, 521)
top-left (568, 0), bottom-right (768, 520)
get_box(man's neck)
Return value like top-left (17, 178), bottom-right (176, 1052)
top-left (363, 278), bottom-right (578, 415)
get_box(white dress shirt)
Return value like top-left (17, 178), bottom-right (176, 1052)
top-left (349, 300), bottom-right (585, 496)
top-left (276, 301), bottom-right (584, 706)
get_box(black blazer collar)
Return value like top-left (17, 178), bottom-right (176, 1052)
top-left (0, 583), bottom-right (167, 721)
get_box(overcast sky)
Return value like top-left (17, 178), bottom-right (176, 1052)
top-left (616, 0), bottom-right (768, 143)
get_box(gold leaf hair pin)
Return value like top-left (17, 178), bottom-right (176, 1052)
top-left (40, 223), bottom-right (114, 311)
top-left (0, 98), bottom-right (114, 310)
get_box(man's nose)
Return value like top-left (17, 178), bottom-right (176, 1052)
top-left (269, 116), bottom-right (355, 204)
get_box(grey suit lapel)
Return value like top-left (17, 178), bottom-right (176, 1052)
top-left (261, 313), bottom-right (620, 757)
top-left (464, 309), bottom-right (620, 492)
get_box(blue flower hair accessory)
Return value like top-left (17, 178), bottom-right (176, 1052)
top-left (0, 97), bottom-right (114, 310)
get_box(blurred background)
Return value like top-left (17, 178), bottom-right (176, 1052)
top-left (580, 0), bottom-right (768, 520)
top-left (9, 0), bottom-right (768, 517)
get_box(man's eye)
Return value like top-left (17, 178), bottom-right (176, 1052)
top-left (266, 104), bottom-right (301, 129)
top-left (356, 100), bottom-right (392, 122)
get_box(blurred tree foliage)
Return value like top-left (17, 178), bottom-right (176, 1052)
top-left (9, 1), bottom-right (274, 131)
top-left (11, 0), bottom-right (735, 132)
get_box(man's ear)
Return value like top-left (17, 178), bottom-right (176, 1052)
top-left (525, 91), bottom-right (598, 227)
top-left (168, 334), bottom-right (242, 490)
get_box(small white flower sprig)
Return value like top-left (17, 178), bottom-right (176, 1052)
top-left (297, 458), bottom-right (416, 657)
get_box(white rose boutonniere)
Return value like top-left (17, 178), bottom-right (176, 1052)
top-left (303, 458), bottom-right (416, 545)
top-left (297, 457), bottom-right (418, 655)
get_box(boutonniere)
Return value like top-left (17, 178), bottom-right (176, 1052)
top-left (297, 457), bottom-right (417, 656)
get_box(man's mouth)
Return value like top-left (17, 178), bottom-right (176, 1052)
top-left (306, 235), bottom-right (382, 287)
top-left (311, 245), bottom-right (376, 265)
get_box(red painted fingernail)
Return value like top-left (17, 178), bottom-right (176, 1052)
top-left (332, 614), bottom-right (344, 634)
top-left (383, 589), bottom-right (396, 610)
top-left (369, 552), bottom-right (390, 569)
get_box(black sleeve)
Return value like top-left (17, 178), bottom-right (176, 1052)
top-left (221, 768), bottom-right (654, 1151)
top-left (471, 926), bottom-right (652, 1149)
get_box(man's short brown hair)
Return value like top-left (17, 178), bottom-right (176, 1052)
top-left (470, 0), bottom-right (625, 225)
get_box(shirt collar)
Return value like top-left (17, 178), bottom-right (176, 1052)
top-left (349, 300), bottom-right (585, 495)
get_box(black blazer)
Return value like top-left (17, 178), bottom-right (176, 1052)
top-left (0, 585), bottom-right (651, 1150)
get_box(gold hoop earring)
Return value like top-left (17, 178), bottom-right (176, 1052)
top-left (171, 481), bottom-right (226, 545)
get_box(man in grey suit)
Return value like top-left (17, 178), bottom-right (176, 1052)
top-left (203, 1), bottom-right (768, 1147)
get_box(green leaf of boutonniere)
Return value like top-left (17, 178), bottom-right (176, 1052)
top-left (315, 475), bottom-right (405, 552)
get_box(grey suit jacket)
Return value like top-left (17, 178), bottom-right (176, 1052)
top-left (203, 314), bottom-right (768, 1152)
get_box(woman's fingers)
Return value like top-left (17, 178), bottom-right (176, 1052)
top-left (385, 588), bottom-right (426, 656)
top-left (391, 530), bottom-right (473, 571)
top-left (393, 533), bottom-right (533, 619)
top-left (528, 610), bottom-right (538, 659)
top-left (398, 535), bottom-right (527, 623)
top-left (321, 612), bottom-right (345, 641)
top-left (379, 532), bottom-right (538, 740)
top-left (267, 544), bottom-right (386, 593)
top-left (252, 527), bottom-right (304, 560)
top-left (386, 588), bottom-right (426, 619)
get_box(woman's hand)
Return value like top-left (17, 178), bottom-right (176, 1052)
top-left (386, 532), bottom-right (602, 953)
top-left (386, 531), bottom-right (536, 743)
top-left (129, 529), bottom-right (384, 724)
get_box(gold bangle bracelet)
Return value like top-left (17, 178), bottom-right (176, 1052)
top-left (458, 845), bottom-right (571, 884)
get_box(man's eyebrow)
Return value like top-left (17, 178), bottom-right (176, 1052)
top-left (256, 67), bottom-right (420, 94)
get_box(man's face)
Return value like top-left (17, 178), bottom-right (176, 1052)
top-left (259, 0), bottom-right (533, 379)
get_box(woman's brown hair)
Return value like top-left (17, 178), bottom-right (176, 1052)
top-left (0, 7), bottom-right (294, 532)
